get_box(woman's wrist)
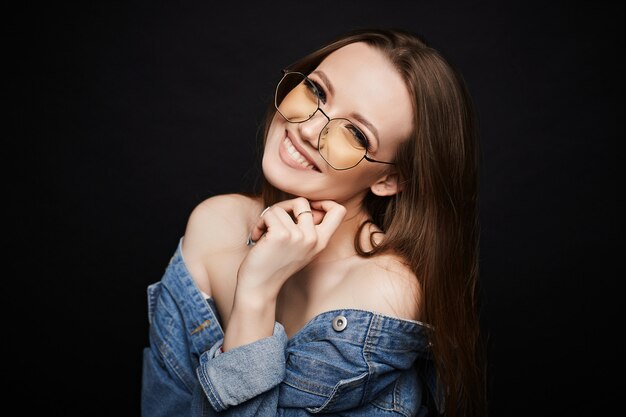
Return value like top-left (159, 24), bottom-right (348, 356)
top-left (234, 271), bottom-right (283, 305)
top-left (221, 287), bottom-right (278, 352)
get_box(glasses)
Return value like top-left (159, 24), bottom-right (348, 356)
top-left (274, 70), bottom-right (396, 170)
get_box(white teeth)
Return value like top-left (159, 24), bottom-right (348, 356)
top-left (283, 138), bottom-right (315, 170)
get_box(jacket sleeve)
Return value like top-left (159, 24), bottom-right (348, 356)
top-left (194, 321), bottom-right (426, 417)
top-left (195, 322), bottom-right (288, 413)
top-left (145, 300), bottom-right (425, 417)
top-left (141, 239), bottom-right (427, 416)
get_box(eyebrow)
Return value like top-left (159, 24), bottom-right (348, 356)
top-left (311, 70), bottom-right (335, 96)
top-left (311, 70), bottom-right (381, 147)
top-left (351, 112), bottom-right (380, 148)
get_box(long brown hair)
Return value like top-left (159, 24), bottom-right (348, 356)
top-left (256, 28), bottom-right (486, 417)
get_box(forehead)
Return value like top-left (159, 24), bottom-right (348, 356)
top-left (315, 42), bottom-right (413, 145)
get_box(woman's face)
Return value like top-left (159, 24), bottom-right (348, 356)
top-left (262, 42), bottom-right (413, 204)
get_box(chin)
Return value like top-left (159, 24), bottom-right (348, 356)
top-left (261, 139), bottom-right (366, 203)
top-left (262, 160), bottom-right (309, 198)
top-left (261, 156), bottom-right (324, 200)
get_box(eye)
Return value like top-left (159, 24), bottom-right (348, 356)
top-left (305, 78), bottom-right (328, 104)
top-left (346, 124), bottom-right (371, 149)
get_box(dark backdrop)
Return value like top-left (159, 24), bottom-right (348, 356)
top-left (13, 1), bottom-right (622, 416)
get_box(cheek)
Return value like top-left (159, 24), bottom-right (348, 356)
top-left (265, 118), bottom-right (282, 146)
top-left (333, 166), bottom-right (382, 190)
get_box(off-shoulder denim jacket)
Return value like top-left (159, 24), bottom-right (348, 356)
top-left (141, 238), bottom-right (443, 416)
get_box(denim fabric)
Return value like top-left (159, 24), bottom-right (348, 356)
top-left (142, 238), bottom-right (443, 416)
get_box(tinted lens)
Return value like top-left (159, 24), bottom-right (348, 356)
top-left (319, 119), bottom-right (367, 170)
top-left (275, 72), bottom-right (319, 122)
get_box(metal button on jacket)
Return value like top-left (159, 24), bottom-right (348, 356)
top-left (332, 315), bottom-right (348, 331)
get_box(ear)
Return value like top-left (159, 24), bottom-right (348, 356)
top-left (370, 172), bottom-right (403, 197)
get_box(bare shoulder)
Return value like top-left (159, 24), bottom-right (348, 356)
top-left (191, 192), bottom-right (263, 220)
top-left (343, 239), bottom-right (422, 322)
top-left (184, 193), bottom-right (263, 250)
top-left (181, 193), bottom-right (264, 294)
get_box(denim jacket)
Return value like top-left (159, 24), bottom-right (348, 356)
top-left (141, 238), bottom-right (443, 416)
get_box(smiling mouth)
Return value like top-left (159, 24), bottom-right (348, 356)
top-left (282, 136), bottom-right (320, 171)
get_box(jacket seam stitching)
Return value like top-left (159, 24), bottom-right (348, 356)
top-left (154, 335), bottom-right (194, 393)
top-left (281, 376), bottom-right (332, 396)
top-left (149, 286), bottom-right (194, 393)
top-left (196, 363), bottom-right (226, 411)
top-left (371, 400), bottom-right (411, 417)
top-left (362, 314), bottom-right (377, 405)
top-left (393, 376), bottom-right (404, 414)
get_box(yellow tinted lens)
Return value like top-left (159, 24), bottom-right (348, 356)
top-left (318, 119), bottom-right (366, 169)
top-left (276, 73), bottom-right (318, 122)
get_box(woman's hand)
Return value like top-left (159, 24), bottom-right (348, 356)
top-left (222, 197), bottom-right (345, 352)
top-left (235, 197), bottom-right (346, 301)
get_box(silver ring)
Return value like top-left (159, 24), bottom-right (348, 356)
top-left (296, 210), bottom-right (313, 218)
top-left (260, 206), bottom-right (271, 217)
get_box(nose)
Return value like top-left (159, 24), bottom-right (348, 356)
top-left (298, 110), bottom-right (330, 148)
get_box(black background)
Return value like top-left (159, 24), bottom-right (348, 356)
top-left (12, 1), bottom-right (622, 416)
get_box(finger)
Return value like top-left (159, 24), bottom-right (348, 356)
top-left (295, 209), bottom-right (315, 226)
top-left (273, 197), bottom-right (316, 236)
top-left (307, 200), bottom-right (333, 225)
top-left (269, 198), bottom-right (317, 227)
top-left (310, 200), bottom-right (347, 246)
top-left (309, 200), bottom-right (344, 214)
top-left (310, 208), bottom-right (325, 225)
top-left (270, 198), bottom-right (308, 221)
top-left (250, 206), bottom-right (296, 242)
top-left (292, 200), bottom-right (315, 229)
top-left (248, 206), bottom-right (269, 242)
top-left (272, 205), bottom-right (302, 230)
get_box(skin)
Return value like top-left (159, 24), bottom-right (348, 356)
top-left (181, 42), bottom-right (421, 352)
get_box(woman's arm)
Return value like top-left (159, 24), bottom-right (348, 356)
top-left (142, 197), bottom-right (427, 416)
top-left (142, 244), bottom-right (427, 416)
top-left (195, 316), bottom-right (428, 417)
top-left (221, 198), bottom-right (345, 351)
top-left (142, 197), bottom-right (343, 414)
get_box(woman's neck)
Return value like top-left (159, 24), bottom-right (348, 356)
top-left (309, 197), bottom-right (371, 265)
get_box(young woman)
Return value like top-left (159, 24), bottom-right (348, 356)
top-left (142, 28), bottom-right (486, 416)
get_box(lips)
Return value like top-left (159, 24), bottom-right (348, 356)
top-left (282, 132), bottom-right (320, 172)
